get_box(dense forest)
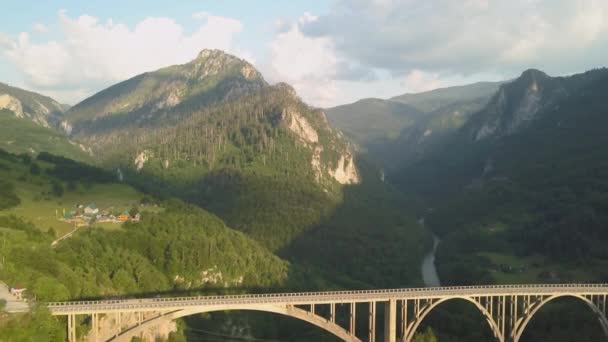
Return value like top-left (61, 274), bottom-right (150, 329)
top-left (391, 69), bottom-right (608, 341)
top-left (0, 149), bottom-right (429, 341)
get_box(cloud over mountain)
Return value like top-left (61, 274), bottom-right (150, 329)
top-left (0, 11), bottom-right (248, 103)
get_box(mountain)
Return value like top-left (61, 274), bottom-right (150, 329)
top-left (63, 49), bottom-right (267, 134)
top-left (62, 49), bottom-right (428, 287)
top-left (390, 81), bottom-right (503, 112)
top-left (0, 82), bottom-right (66, 128)
top-left (64, 49), bottom-right (357, 187)
top-left (326, 98), bottom-right (424, 146)
top-left (393, 67), bottom-right (608, 287)
top-left (326, 81), bottom-right (502, 170)
top-left (463, 69), bottom-right (605, 141)
top-left (0, 83), bottom-right (90, 161)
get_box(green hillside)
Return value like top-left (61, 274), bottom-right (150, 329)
top-left (0, 111), bottom-right (91, 162)
top-left (0, 150), bottom-right (293, 340)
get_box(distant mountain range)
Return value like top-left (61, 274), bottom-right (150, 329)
top-left (395, 67), bottom-right (608, 197)
top-left (326, 81), bottom-right (503, 170)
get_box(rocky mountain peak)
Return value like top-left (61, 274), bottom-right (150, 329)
top-left (468, 69), bottom-right (570, 141)
top-left (191, 49), bottom-right (262, 81)
top-left (519, 68), bottom-right (549, 80)
top-left (274, 82), bottom-right (298, 99)
top-left (513, 69), bottom-right (551, 94)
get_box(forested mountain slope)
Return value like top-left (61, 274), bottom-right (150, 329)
top-left (387, 67), bottom-right (608, 342)
top-left (0, 150), bottom-right (294, 341)
top-left (61, 49), bottom-right (428, 288)
top-left (393, 68), bottom-right (608, 286)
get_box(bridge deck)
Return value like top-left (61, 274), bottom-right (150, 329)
top-left (45, 284), bottom-right (608, 315)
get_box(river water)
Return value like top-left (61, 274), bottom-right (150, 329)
top-left (421, 234), bottom-right (441, 287)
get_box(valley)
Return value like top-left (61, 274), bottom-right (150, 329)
top-left (0, 48), bottom-right (607, 342)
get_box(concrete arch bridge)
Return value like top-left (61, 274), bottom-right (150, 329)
top-left (46, 284), bottom-right (608, 342)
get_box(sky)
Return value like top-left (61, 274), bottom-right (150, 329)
top-left (1, 0), bottom-right (607, 107)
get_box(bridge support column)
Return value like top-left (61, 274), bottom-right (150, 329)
top-left (384, 299), bottom-right (396, 342)
top-left (349, 303), bottom-right (356, 335)
top-left (115, 312), bottom-right (121, 338)
top-left (67, 314), bottom-right (77, 342)
top-left (369, 301), bottom-right (376, 342)
top-left (91, 313), bottom-right (98, 342)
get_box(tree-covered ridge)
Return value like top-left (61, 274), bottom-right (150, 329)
top-left (78, 84), bottom-right (350, 185)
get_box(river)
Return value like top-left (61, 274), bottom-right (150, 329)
top-left (421, 234), bottom-right (441, 287)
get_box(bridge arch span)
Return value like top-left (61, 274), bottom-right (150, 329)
top-left (513, 294), bottom-right (608, 341)
top-left (115, 304), bottom-right (360, 342)
top-left (404, 296), bottom-right (503, 342)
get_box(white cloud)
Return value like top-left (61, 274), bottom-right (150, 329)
top-left (1, 11), bottom-right (247, 104)
top-left (300, 0), bottom-right (608, 78)
top-left (263, 13), bottom-right (340, 107)
top-left (402, 70), bottom-right (443, 93)
top-left (32, 23), bottom-right (49, 33)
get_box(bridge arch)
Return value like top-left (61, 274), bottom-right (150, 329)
top-left (404, 296), bottom-right (503, 342)
top-left (114, 304), bottom-right (361, 342)
top-left (513, 294), bottom-right (608, 341)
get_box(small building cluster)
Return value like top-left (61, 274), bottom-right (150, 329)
top-left (61, 203), bottom-right (140, 227)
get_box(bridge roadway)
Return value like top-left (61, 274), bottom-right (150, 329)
top-left (43, 284), bottom-right (608, 342)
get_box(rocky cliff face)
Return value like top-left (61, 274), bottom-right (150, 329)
top-left (467, 69), bottom-right (569, 141)
top-left (0, 82), bottom-right (65, 128)
top-left (284, 104), bottom-right (359, 185)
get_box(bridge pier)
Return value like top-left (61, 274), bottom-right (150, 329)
top-left (350, 302), bottom-right (356, 335)
top-left (369, 301), bottom-right (376, 342)
top-left (67, 314), bottom-right (76, 342)
top-left (384, 299), bottom-right (396, 342)
top-left (91, 313), bottom-right (98, 342)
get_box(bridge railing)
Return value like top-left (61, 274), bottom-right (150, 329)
top-left (46, 284), bottom-right (608, 308)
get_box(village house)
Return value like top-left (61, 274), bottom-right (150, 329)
top-left (117, 211), bottom-right (130, 221)
top-left (84, 203), bottom-right (99, 216)
top-left (9, 286), bottom-right (26, 301)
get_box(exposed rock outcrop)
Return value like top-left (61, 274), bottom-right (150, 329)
top-left (134, 150), bottom-right (151, 171)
